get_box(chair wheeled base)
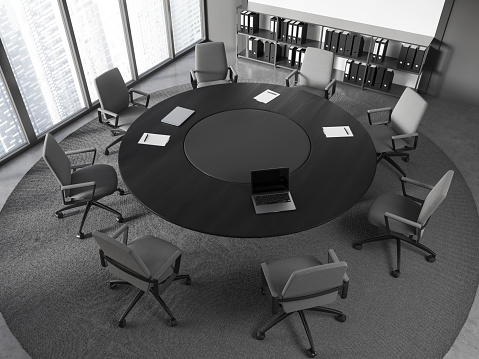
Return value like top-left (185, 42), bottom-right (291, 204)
top-left (377, 152), bottom-right (410, 177)
top-left (109, 274), bottom-right (191, 328)
top-left (353, 234), bottom-right (436, 278)
top-left (255, 306), bottom-right (346, 358)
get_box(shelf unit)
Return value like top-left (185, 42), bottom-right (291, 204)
top-left (236, 6), bottom-right (433, 97)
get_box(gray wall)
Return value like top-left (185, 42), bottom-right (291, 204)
top-left (205, 0), bottom-right (479, 108)
top-left (433, 0), bottom-right (479, 107)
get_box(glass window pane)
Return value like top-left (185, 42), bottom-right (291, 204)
top-left (0, 74), bottom-right (27, 158)
top-left (126, 0), bottom-right (170, 75)
top-left (68, 0), bottom-right (132, 103)
top-left (0, 0), bottom-right (86, 137)
top-left (170, 0), bottom-right (203, 54)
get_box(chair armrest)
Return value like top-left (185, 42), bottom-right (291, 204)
top-left (384, 212), bottom-right (423, 236)
top-left (285, 69), bottom-right (299, 87)
top-left (400, 176), bottom-right (434, 203)
top-left (324, 79), bottom-right (336, 100)
top-left (112, 224), bottom-right (129, 245)
top-left (327, 249), bottom-right (349, 298)
top-left (151, 250), bottom-right (182, 281)
top-left (65, 147), bottom-right (97, 168)
top-left (227, 66), bottom-right (238, 83)
top-left (391, 133), bottom-right (418, 151)
top-left (61, 181), bottom-right (96, 203)
top-left (98, 108), bottom-right (120, 127)
top-left (261, 263), bottom-right (280, 314)
top-left (190, 70), bottom-right (198, 89)
top-left (129, 89), bottom-right (150, 108)
top-left (367, 107), bottom-right (392, 125)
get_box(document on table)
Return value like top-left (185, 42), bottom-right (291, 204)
top-left (254, 89), bottom-right (280, 104)
top-left (138, 133), bottom-right (170, 146)
top-left (161, 106), bottom-right (195, 126)
top-left (322, 126), bottom-right (354, 138)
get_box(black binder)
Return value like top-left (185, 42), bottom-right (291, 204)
top-left (351, 35), bottom-right (364, 58)
top-left (264, 40), bottom-right (270, 62)
top-left (330, 30), bottom-right (341, 52)
top-left (252, 39), bottom-right (264, 59)
top-left (291, 21), bottom-right (300, 43)
top-left (248, 12), bottom-right (259, 34)
top-left (350, 61), bottom-right (359, 82)
top-left (371, 38), bottom-right (381, 62)
top-left (412, 48), bottom-right (425, 72)
top-left (288, 46), bottom-right (297, 66)
top-left (287, 21), bottom-right (295, 43)
top-left (397, 44), bottom-right (409, 68)
top-left (405, 45), bottom-right (417, 70)
top-left (269, 17), bottom-right (278, 39)
top-left (281, 19), bottom-right (290, 42)
top-left (296, 23), bottom-right (307, 44)
top-left (381, 69), bottom-right (394, 91)
top-left (344, 33), bottom-right (355, 57)
top-left (269, 43), bottom-right (280, 63)
top-left (338, 32), bottom-right (349, 55)
top-left (344, 60), bottom-right (353, 82)
top-left (374, 67), bottom-right (385, 89)
top-left (366, 65), bottom-right (377, 87)
top-left (240, 11), bottom-right (248, 32)
top-left (324, 29), bottom-right (332, 51)
top-left (295, 47), bottom-right (305, 67)
top-left (377, 38), bottom-right (389, 62)
top-left (356, 63), bottom-right (367, 84)
top-left (248, 37), bottom-right (254, 58)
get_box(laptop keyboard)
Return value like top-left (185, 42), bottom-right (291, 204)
top-left (254, 192), bottom-right (291, 206)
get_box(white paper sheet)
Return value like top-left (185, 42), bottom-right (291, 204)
top-left (138, 133), bottom-right (170, 146)
top-left (254, 89), bottom-right (280, 104)
top-left (322, 126), bottom-right (354, 138)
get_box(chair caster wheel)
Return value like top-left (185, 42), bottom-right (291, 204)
top-left (335, 313), bottom-right (346, 322)
top-left (116, 216), bottom-right (124, 223)
top-left (77, 232), bottom-right (85, 239)
top-left (426, 255), bottom-right (436, 263)
top-left (118, 189), bottom-right (125, 196)
top-left (56, 212), bottom-right (63, 219)
top-left (109, 283), bottom-right (116, 289)
top-left (255, 331), bottom-right (265, 340)
top-left (185, 277), bottom-right (192, 285)
top-left (352, 243), bottom-right (362, 250)
top-left (169, 318), bottom-right (178, 327)
top-left (391, 270), bottom-right (400, 278)
top-left (306, 348), bottom-right (317, 358)
top-left (119, 319), bottom-right (126, 328)
top-left (104, 149), bottom-right (109, 155)
top-left (261, 287), bottom-right (265, 295)
top-left (402, 156), bottom-right (409, 162)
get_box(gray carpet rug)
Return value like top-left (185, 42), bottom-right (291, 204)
top-left (1, 82), bottom-right (478, 359)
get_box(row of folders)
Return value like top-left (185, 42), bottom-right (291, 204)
top-left (344, 60), bottom-right (395, 92)
top-left (247, 38), bottom-right (306, 66)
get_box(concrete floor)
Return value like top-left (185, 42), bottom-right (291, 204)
top-left (0, 48), bottom-right (478, 358)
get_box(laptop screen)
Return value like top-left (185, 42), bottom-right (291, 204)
top-left (251, 167), bottom-right (289, 194)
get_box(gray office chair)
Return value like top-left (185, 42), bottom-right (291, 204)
top-left (190, 42), bottom-right (238, 89)
top-left (285, 47), bottom-right (336, 100)
top-left (256, 249), bottom-right (349, 358)
top-left (94, 67), bottom-right (150, 155)
top-left (353, 170), bottom-right (454, 278)
top-left (42, 133), bottom-right (124, 239)
top-left (366, 87), bottom-right (428, 176)
top-left (92, 225), bottom-right (191, 328)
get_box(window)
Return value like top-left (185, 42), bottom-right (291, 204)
top-left (0, 0), bottom-right (85, 136)
top-left (170, 0), bottom-right (203, 54)
top-left (126, 0), bottom-right (170, 75)
top-left (67, 0), bottom-right (132, 103)
top-left (0, 73), bottom-right (26, 158)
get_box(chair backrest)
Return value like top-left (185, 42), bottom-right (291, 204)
top-left (298, 47), bottom-right (334, 89)
top-left (94, 67), bottom-right (130, 114)
top-left (281, 261), bottom-right (347, 313)
top-left (92, 231), bottom-right (152, 292)
top-left (417, 170), bottom-right (454, 225)
top-left (43, 133), bottom-right (71, 187)
top-left (195, 42), bottom-right (228, 83)
top-left (391, 87), bottom-right (428, 135)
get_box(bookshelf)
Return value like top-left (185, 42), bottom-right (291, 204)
top-left (235, 6), bottom-right (433, 97)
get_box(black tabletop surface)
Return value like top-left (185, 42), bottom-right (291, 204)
top-left (118, 83), bottom-right (377, 238)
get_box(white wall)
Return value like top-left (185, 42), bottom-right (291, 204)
top-left (250, 0), bottom-right (445, 37)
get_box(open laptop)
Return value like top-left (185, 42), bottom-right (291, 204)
top-left (251, 167), bottom-right (296, 214)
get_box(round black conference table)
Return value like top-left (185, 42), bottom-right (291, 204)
top-left (118, 83), bottom-right (376, 238)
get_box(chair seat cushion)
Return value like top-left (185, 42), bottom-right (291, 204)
top-left (129, 235), bottom-right (180, 282)
top-left (368, 193), bottom-right (422, 236)
top-left (197, 79), bottom-right (231, 88)
top-left (69, 164), bottom-right (118, 200)
top-left (265, 255), bottom-right (323, 295)
top-left (106, 105), bottom-right (147, 129)
top-left (366, 124), bottom-right (409, 153)
top-left (295, 85), bottom-right (326, 98)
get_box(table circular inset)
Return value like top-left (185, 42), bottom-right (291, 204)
top-left (184, 109), bottom-right (311, 183)
top-left (119, 83), bottom-right (377, 238)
